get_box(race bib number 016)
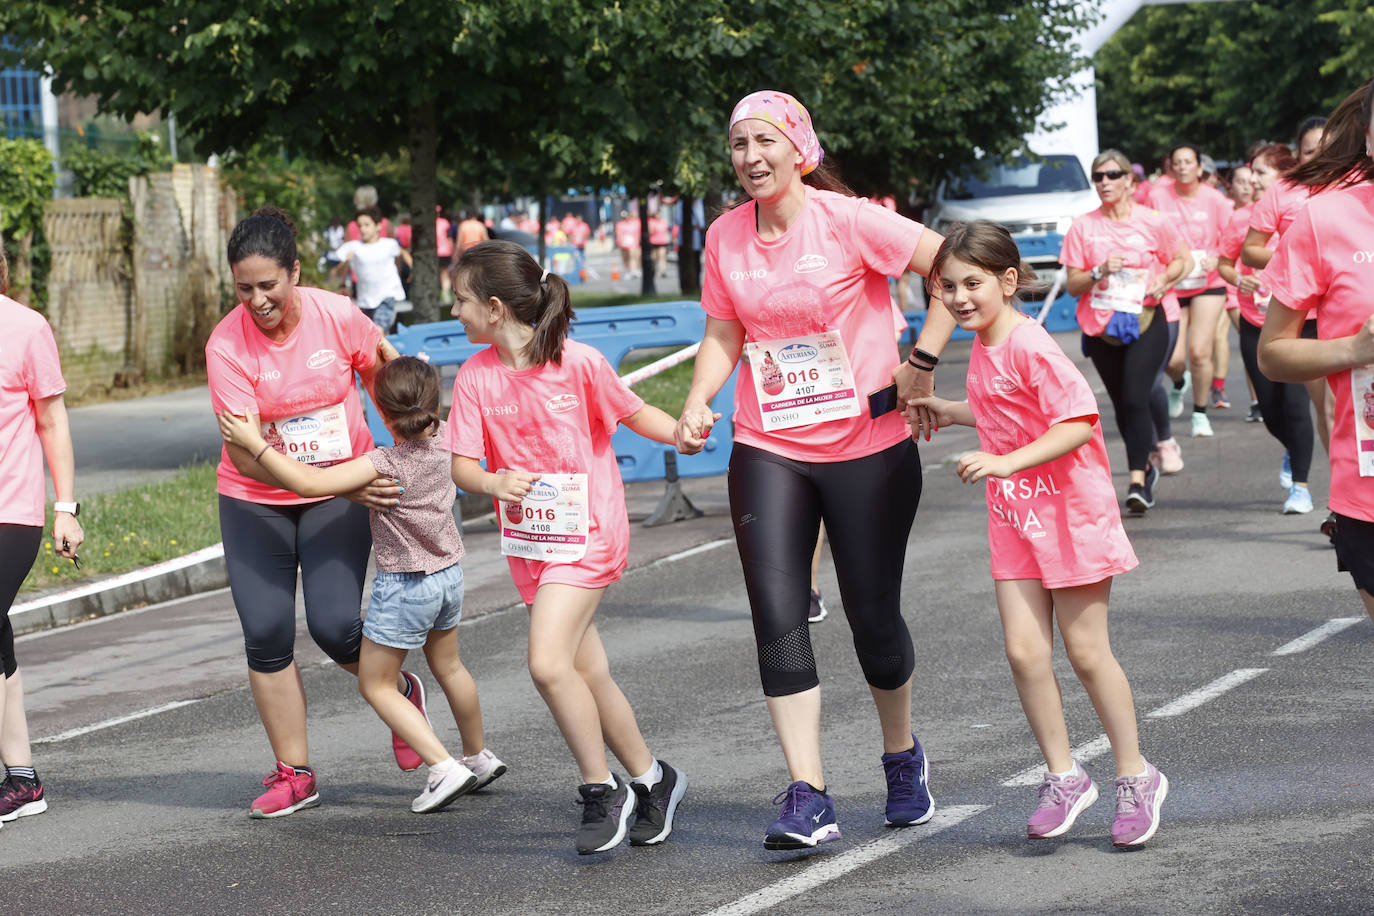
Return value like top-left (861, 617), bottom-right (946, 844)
top-left (500, 473), bottom-right (590, 562)
top-left (1352, 366), bottom-right (1374, 477)
top-left (262, 403), bottom-right (351, 467)
top-left (745, 332), bottom-right (861, 431)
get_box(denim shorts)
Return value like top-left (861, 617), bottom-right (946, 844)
top-left (364, 562), bottom-right (464, 650)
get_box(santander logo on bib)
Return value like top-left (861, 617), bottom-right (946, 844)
top-left (306, 348), bottom-right (337, 370)
top-left (794, 254), bottom-right (828, 274)
top-left (778, 343), bottom-right (817, 364)
top-left (545, 393), bottom-right (581, 413)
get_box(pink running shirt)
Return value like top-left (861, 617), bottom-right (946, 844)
top-left (1149, 182), bottom-right (1232, 297)
top-left (1262, 182), bottom-right (1374, 523)
top-left (445, 339), bottom-right (644, 600)
top-left (1218, 205), bottom-right (1277, 328)
top-left (0, 296), bottom-right (67, 526)
top-left (207, 287), bottom-right (383, 505)
top-left (1060, 205), bottom-right (1180, 337)
top-left (700, 187), bottom-right (920, 462)
top-left (966, 319), bottom-right (1138, 587)
top-left (1249, 178), bottom-right (1312, 240)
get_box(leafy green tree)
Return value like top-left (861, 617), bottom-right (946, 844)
top-left (0, 137), bottom-right (55, 305)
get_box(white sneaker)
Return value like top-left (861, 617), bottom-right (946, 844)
top-left (1190, 412), bottom-right (1214, 438)
top-left (1283, 485), bottom-right (1314, 515)
top-left (1156, 437), bottom-right (1184, 474)
top-left (1279, 452), bottom-right (1293, 490)
top-left (412, 760), bottom-right (478, 813)
top-left (462, 748), bottom-right (509, 790)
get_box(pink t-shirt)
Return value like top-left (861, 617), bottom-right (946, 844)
top-left (1249, 178), bottom-right (1312, 240)
top-left (435, 218), bottom-right (453, 257)
top-left (366, 423), bottom-right (463, 574)
top-left (1149, 182), bottom-right (1232, 297)
top-left (615, 219), bottom-right (641, 250)
top-left (1060, 205), bottom-right (1180, 337)
top-left (207, 287), bottom-right (383, 505)
top-left (1262, 182), bottom-right (1374, 523)
top-left (1219, 205), bottom-right (1278, 328)
top-left (648, 217), bottom-right (670, 246)
top-left (0, 296), bottom-right (67, 526)
top-left (966, 320), bottom-right (1138, 587)
top-left (701, 187), bottom-right (920, 462)
top-left (444, 339), bottom-right (644, 575)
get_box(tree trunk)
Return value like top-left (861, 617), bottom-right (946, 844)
top-left (678, 195), bottom-right (699, 296)
top-left (639, 193), bottom-right (656, 296)
top-left (407, 99), bottom-right (439, 323)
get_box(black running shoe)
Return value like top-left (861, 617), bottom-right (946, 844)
top-left (0, 774), bottom-right (47, 822)
top-left (575, 777), bottom-right (636, 854)
top-left (1320, 511), bottom-right (1338, 545)
top-left (1125, 482), bottom-right (1154, 514)
top-left (628, 761), bottom-right (688, 846)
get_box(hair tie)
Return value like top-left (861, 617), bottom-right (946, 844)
top-left (540, 268), bottom-right (549, 285)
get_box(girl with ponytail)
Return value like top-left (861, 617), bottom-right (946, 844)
top-left (218, 356), bottom-right (506, 814)
top-left (445, 240), bottom-right (693, 855)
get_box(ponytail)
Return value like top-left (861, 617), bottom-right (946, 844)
top-left (451, 240), bottom-right (575, 367)
top-left (529, 272), bottom-right (573, 366)
top-left (1286, 82), bottom-right (1374, 191)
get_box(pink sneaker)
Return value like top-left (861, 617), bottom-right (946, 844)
top-left (1111, 760), bottom-right (1169, 846)
top-left (393, 671), bottom-right (428, 771)
top-left (1027, 763), bottom-right (1098, 839)
top-left (250, 762), bottom-right (320, 819)
top-left (1155, 437), bottom-right (1184, 474)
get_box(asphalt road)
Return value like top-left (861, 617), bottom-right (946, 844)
top-left (15, 330), bottom-right (1373, 915)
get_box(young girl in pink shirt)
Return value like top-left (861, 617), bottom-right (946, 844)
top-left (911, 221), bottom-right (1168, 847)
top-left (445, 240), bottom-right (690, 855)
top-left (218, 357), bottom-right (505, 816)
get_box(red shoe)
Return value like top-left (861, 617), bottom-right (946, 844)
top-left (0, 774), bottom-right (47, 822)
top-left (393, 671), bottom-right (429, 771)
top-left (250, 762), bottom-right (320, 819)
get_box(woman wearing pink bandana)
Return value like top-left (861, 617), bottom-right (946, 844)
top-left (676, 90), bottom-right (955, 850)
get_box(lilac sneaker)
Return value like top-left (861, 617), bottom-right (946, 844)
top-left (882, 735), bottom-right (934, 827)
top-left (764, 781), bottom-right (840, 850)
top-left (1027, 763), bottom-right (1098, 839)
top-left (1111, 760), bottom-right (1169, 846)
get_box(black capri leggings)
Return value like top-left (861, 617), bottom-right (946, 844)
top-left (219, 494), bottom-right (371, 673)
top-left (1082, 310), bottom-right (1170, 473)
top-left (727, 439), bottom-right (921, 697)
top-left (0, 525), bottom-right (43, 679)
top-left (1238, 317), bottom-right (1315, 483)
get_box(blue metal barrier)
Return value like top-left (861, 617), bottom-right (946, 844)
top-left (367, 302), bottom-right (738, 484)
top-left (904, 289), bottom-right (1079, 343)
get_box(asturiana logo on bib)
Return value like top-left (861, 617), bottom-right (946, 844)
top-left (282, 416), bottom-right (323, 436)
top-left (793, 254), bottom-right (828, 274)
top-left (778, 343), bottom-right (818, 364)
top-left (306, 348), bottom-right (337, 370)
top-left (545, 393), bottom-right (581, 413)
top-left (526, 480), bottom-right (560, 501)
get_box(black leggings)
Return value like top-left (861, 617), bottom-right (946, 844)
top-left (1082, 311), bottom-right (1170, 473)
top-left (1238, 318), bottom-right (1314, 483)
top-left (0, 525), bottom-right (43, 679)
top-left (219, 495), bottom-right (370, 673)
top-left (1149, 319), bottom-right (1180, 442)
top-left (727, 439), bottom-right (920, 697)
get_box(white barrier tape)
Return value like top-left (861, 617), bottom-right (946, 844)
top-left (619, 342), bottom-right (701, 388)
top-left (12, 543), bottom-right (226, 614)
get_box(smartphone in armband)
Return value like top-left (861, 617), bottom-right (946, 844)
top-left (867, 383), bottom-right (900, 419)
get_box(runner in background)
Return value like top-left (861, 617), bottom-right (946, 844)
top-left (436, 206), bottom-right (454, 302)
top-left (1219, 145), bottom-right (1315, 515)
top-left (1209, 162), bottom-right (1253, 412)
top-left (614, 210), bottom-right (641, 279)
top-left (0, 241), bottom-right (83, 826)
top-left (332, 206), bottom-right (411, 334)
top-left (1259, 77), bottom-right (1374, 621)
top-left (447, 240), bottom-right (689, 855)
top-left (678, 89), bottom-right (953, 851)
top-left (456, 210), bottom-right (490, 257)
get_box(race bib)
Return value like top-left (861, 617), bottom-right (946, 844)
top-left (263, 402), bottom-right (351, 467)
top-left (1175, 248), bottom-right (1209, 291)
top-left (500, 473), bottom-right (589, 562)
top-left (1089, 269), bottom-right (1146, 314)
top-left (1351, 367), bottom-right (1374, 477)
top-left (1253, 285), bottom-right (1273, 315)
top-left (745, 332), bottom-right (861, 431)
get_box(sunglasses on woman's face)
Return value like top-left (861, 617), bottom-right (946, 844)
top-left (1092, 169), bottom-right (1128, 183)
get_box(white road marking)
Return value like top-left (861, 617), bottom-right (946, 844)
top-left (34, 700), bottom-right (203, 744)
top-left (700, 805), bottom-right (989, 916)
top-left (1271, 617), bottom-right (1365, 656)
top-left (11, 544), bottom-right (225, 615)
top-left (1147, 668), bottom-right (1269, 718)
top-left (650, 538), bottom-right (734, 567)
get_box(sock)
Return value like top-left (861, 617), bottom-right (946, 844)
top-left (1212, 380), bottom-right (1225, 392)
top-left (630, 759), bottom-right (663, 791)
top-left (287, 763), bottom-right (313, 777)
top-left (590, 774), bottom-right (616, 789)
top-left (1048, 764), bottom-right (1076, 779)
top-left (462, 748), bottom-right (490, 768)
top-left (1193, 405), bottom-right (1207, 415)
top-left (429, 756), bottom-right (455, 777)
top-left (6, 766), bottom-right (36, 781)
top-left (803, 781), bottom-right (827, 795)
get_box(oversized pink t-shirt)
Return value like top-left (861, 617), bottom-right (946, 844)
top-left (0, 296), bottom-right (67, 527)
top-left (701, 187), bottom-right (920, 462)
top-left (445, 339), bottom-right (644, 593)
top-left (1149, 182), bottom-right (1232, 297)
top-left (1060, 205), bottom-right (1180, 337)
top-left (1262, 182), bottom-right (1374, 523)
top-left (966, 320), bottom-right (1138, 588)
top-left (207, 287), bottom-right (383, 505)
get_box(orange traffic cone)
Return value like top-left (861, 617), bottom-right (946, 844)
top-left (611, 269), bottom-right (620, 281)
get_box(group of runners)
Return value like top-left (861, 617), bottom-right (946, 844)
top-left (3, 81), bottom-right (1373, 858)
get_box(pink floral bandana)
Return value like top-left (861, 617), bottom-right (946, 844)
top-left (728, 90), bottom-right (824, 176)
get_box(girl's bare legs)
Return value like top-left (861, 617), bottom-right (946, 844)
top-left (1052, 578), bottom-right (1145, 778)
top-left (0, 669), bottom-right (32, 767)
top-left (1187, 294), bottom-right (1227, 409)
top-left (996, 579), bottom-right (1073, 773)
top-left (424, 627), bottom-right (485, 758)
top-left (765, 688), bottom-right (824, 788)
top-left (528, 584), bottom-right (652, 783)
top-left (357, 638), bottom-right (448, 766)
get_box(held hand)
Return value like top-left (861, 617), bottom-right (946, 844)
top-left (489, 470), bottom-right (540, 503)
top-left (53, 513), bottom-right (84, 558)
top-left (956, 450), bottom-right (1013, 484)
top-left (218, 409), bottom-right (265, 452)
top-left (893, 359), bottom-right (934, 405)
top-left (675, 402), bottom-right (717, 455)
top-left (907, 396), bottom-right (959, 433)
top-left (1351, 313), bottom-right (1374, 367)
top-left (345, 476), bottom-right (404, 511)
